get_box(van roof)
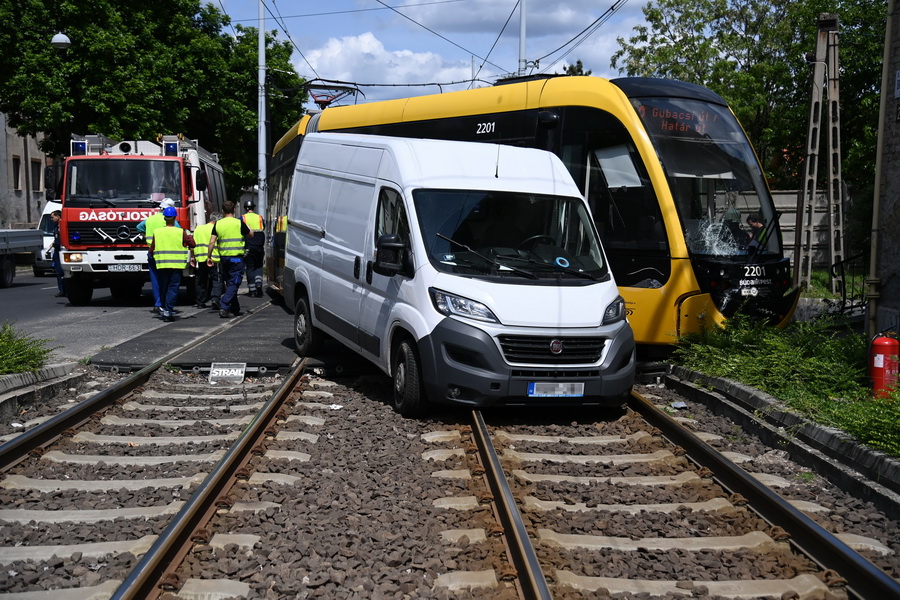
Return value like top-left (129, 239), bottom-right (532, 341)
top-left (300, 132), bottom-right (582, 197)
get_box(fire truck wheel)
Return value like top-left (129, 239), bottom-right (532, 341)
top-left (66, 278), bottom-right (93, 306)
top-left (110, 281), bottom-right (142, 301)
top-left (0, 257), bottom-right (13, 288)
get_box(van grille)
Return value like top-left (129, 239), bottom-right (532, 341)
top-left (498, 335), bottom-right (605, 364)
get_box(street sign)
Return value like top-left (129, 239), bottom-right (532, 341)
top-left (209, 362), bottom-right (246, 384)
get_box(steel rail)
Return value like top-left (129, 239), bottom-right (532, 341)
top-left (111, 357), bottom-right (306, 600)
top-left (470, 410), bottom-right (553, 600)
top-left (0, 306), bottom-right (264, 471)
top-left (628, 390), bottom-right (900, 600)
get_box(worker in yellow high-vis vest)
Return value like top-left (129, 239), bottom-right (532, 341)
top-left (191, 213), bottom-right (222, 309)
top-left (149, 207), bottom-right (195, 322)
top-left (241, 200), bottom-right (265, 297)
top-left (207, 200), bottom-right (253, 318)
top-left (138, 198), bottom-right (177, 314)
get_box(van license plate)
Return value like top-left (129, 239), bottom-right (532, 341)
top-left (528, 382), bottom-right (584, 398)
top-left (109, 264), bottom-right (140, 272)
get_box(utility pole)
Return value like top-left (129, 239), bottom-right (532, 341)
top-left (795, 14), bottom-right (845, 294)
top-left (257, 0), bottom-right (267, 221)
top-left (518, 0), bottom-right (527, 76)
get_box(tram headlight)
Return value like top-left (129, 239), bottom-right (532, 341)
top-left (602, 295), bottom-right (626, 325)
top-left (430, 288), bottom-right (499, 323)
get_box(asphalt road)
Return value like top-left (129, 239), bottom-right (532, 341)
top-left (0, 268), bottom-right (201, 364)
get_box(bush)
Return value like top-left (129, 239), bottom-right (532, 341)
top-left (0, 322), bottom-right (55, 375)
top-left (672, 315), bottom-right (900, 457)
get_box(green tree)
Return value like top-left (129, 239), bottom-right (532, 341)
top-left (610, 0), bottom-right (884, 252)
top-left (559, 59), bottom-right (592, 76)
top-left (0, 0), bottom-right (307, 200)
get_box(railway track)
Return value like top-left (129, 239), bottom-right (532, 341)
top-left (1, 356), bottom-right (897, 599)
top-left (0, 319), bottom-right (306, 599)
top-left (444, 392), bottom-right (900, 599)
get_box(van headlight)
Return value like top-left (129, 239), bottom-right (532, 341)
top-left (430, 288), bottom-right (499, 323)
top-left (602, 295), bottom-right (626, 324)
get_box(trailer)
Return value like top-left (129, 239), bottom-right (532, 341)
top-left (0, 229), bottom-right (43, 288)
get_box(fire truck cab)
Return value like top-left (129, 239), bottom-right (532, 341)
top-left (47, 134), bottom-right (226, 305)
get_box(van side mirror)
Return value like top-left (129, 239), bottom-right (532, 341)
top-left (373, 233), bottom-right (405, 277)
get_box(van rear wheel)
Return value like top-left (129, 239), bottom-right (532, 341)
top-left (393, 340), bottom-right (428, 417)
top-left (293, 296), bottom-right (323, 356)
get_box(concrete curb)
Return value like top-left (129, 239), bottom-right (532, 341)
top-left (0, 362), bottom-right (79, 396)
top-left (666, 365), bottom-right (900, 516)
top-left (0, 362), bottom-right (86, 424)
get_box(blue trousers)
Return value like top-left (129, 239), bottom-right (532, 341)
top-left (148, 254), bottom-right (160, 307)
top-left (52, 249), bottom-right (65, 294)
top-left (156, 269), bottom-right (182, 317)
top-left (194, 261), bottom-right (221, 305)
top-left (219, 258), bottom-right (244, 314)
top-left (245, 249), bottom-right (264, 293)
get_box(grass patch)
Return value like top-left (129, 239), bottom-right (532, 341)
top-left (0, 322), bottom-right (56, 375)
top-left (672, 315), bottom-right (900, 457)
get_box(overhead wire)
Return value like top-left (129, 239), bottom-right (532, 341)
top-left (227, 0), bottom-right (626, 103)
top-left (268, 0), bottom-right (320, 80)
top-left (374, 0), bottom-right (509, 73)
top-left (227, 0), bottom-right (468, 23)
top-left (535, 0), bottom-right (628, 74)
top-left (469, 1), bottom-right (520, 88)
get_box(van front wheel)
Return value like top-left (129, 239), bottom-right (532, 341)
top-left (393, 340), bottom-right (428, 417)
top-left (294, 296), bottom-right (323, 356)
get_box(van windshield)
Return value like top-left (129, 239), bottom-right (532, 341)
top-left (413, 189), bottom-right (609, 281)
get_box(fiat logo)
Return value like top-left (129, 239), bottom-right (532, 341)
top-left (549, 339), bottom-right (563, 355)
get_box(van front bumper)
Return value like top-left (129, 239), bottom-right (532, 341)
top-left (416, 317), bottom-right (635, 408)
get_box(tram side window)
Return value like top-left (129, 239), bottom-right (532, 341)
top-left (587, 144), bottom-right (666, 252)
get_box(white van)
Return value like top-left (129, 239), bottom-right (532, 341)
top-left (285, 133), bottom-right (635, 416)
top-left (33, 201), bottom-right (61, 276)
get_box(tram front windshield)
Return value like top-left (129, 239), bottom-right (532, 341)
top-left (633, 98), bottom-right (778, 257)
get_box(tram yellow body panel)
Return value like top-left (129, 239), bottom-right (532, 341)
top-left (269, 76), bottom-right (799, 347)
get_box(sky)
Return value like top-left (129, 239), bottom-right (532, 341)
top-left (218, 0), bottom-right (651, 108)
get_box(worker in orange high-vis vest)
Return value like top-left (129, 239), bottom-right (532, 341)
top-left (241, 200), bottom-right (265, 297)
top-left (150, 207), bottom-right (195, 322)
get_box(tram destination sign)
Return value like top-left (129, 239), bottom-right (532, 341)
top-left (209, 362), bottom-right (247, 384)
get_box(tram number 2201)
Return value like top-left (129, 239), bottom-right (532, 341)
top-left (476, 122), bottom-right (496, 135)
top-left (743, 265), bottom-right (766, 277)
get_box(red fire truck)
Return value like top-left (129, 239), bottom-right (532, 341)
top-left (46, 134), bottom-right (226, 305)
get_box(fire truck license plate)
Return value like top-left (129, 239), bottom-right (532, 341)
top-left (527, 382), bottom-right (584, 397)
top-left (109, 264), bottom-right (140, 272)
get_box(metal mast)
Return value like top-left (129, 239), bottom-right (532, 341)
top-left (795, 14), bottom-right (844, 293)
top-left (257, 0), bottom-right (267, 220)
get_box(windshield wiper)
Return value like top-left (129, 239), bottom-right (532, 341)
top-left (494, 252), bottom-right (600, 281)
top-left (437, 234), bottom-right (537, 279)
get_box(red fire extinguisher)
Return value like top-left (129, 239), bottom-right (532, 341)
top-left (869, 332), bottom-right (899, 399)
